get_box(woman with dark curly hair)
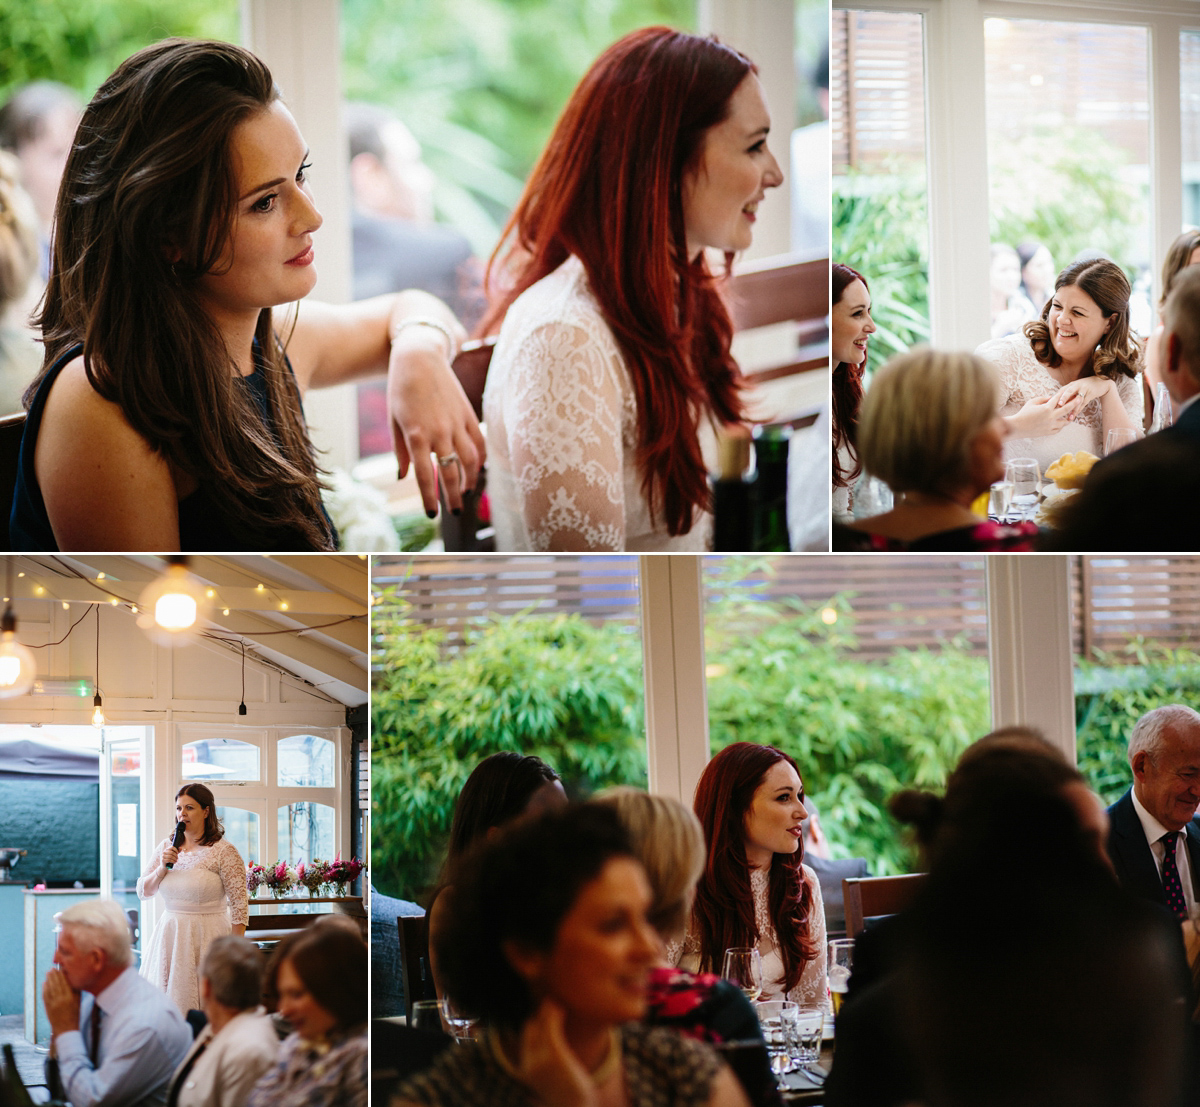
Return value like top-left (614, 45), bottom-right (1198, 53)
top-left (137, 783), bottom-right (248, 1015)
top-left (831, 264), bottom-right (874, 519)
top-left (675, 743), bottom-right (826, 1009)
top-left (975, 257), bottom-right (1143, 473)
top-left (394, 803), bottom-right (750, 1107)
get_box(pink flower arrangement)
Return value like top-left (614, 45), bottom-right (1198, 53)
top-left (263, 860), bottom-right (297, 897)
top-left (326, 854), bottom-right (366, 892)
top-left (246, 861), bottom-right (266, 895)
top-left (297, 859), bottom-right (330, 895)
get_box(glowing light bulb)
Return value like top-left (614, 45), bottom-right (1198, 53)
top-left (155, 592), bottom-right (198, 629)
top-left (821, 607), bottom-right (838, 626)
top-left (91, 693), bottom-right (105, 727)
top-left (0, 620), bottom-right (35, 699)
top-left (137, 559), bottom-right (211, 646)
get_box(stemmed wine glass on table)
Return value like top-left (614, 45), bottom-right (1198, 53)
top-left (722, 947), bottom-right (764, 1003)
top-left (1004, 458), bottom-right (1040, 522)
top-left (441, 995), bottom-right (476, 1043)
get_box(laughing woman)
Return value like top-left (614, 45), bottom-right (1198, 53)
top-left (480, 27), bottom-right (783, 551)
top-left (11, 38), bottom-right (482, 551)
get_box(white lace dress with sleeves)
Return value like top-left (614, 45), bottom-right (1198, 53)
top-left (669, 864), bottom-right (828, 1009)
top-left (975, 332), bottom-right (1144, 474)
top-left (483, 256), bottom-right (715, 552)
top-left (137, 836), bottom-right (249, 1014)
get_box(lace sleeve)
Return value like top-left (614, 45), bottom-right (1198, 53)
top-left (135, 840), bottom-right (166, 900)
top-left (976, 335), bottom-right (1039, 411)
top-left (787, 865), bottom-right (829, 1009)
top-left (1115, 370), bottom-right (1144, 426)
top-left (503, 320), bottom-right (628, 551)
top-left (216, 838), bottom-right (249, 927)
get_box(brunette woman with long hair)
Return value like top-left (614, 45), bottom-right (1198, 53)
top-left (975, 257), bottom-right (1143, 474)
top-left (479, 27), bottom-right (783, 551)
top-left (676, 742), bottom-right (827, 1007)
top-left (137, 782), bottom-right (248, 1015)
top-left (831, 264), bottom-right (874, 519)
top-left (11, 38), bottom-right (482, 551)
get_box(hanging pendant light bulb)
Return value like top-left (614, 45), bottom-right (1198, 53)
top-left (138, 557), bottom-right (212, 645)
top-left (0, 560), bottom-right (35, 699)
top-left (91, 605), bottom-right (104, 727)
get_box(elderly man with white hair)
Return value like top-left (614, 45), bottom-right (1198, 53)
top-left (1106, 704), bottom-right (1200, 919)
top-left (42, 898), bottom-right (191, 1107)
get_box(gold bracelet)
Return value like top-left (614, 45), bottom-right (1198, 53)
top-left (390, 316), bottom-right (456, 361)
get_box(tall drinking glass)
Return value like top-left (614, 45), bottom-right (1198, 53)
top-left (988, 480), bottom-right (1014, 522)
top-left (1104, 427), bottom-right (1139, 455)
top-left (1151, 382), bottom-right (1174, 432)
top-left (1004, 458), bottom-right (1040, 520)
top-left (722, 947), bottom-right (764, 1003)
top-left (827, 939), bottom-right (855, 1020)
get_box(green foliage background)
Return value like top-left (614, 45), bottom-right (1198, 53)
top-left (374, 579), bottom-right (1200, 904)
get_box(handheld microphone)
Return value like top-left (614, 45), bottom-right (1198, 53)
top-left (165, 821), bottom-right (186, 870)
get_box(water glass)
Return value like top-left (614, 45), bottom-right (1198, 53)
top-left (827, 939), bottom-right (855, 1020)
top-left (1151, 382), bottom-right (1174, 432)
top-left (722, 947), bottom-right (764, 1003)
top-left (755, 998), bottom-right (797, 1074)
top-left (441, 995), bottom-right (476, 1043)
top-left (1104, 427), bottom-right (1139, 455)
top-left (783, 1005), bottom-right (825, 1067)
top-left (409, 999), bottom-right (444, 1034)
top-left (1004, 458), bottom-right (1040, 519)
top-left (987, 480), bottom-right (1014, 522)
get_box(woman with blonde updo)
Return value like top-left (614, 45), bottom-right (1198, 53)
top-left (0, 151), bottom-right (40, 412)
top-left (834, 349), bottom-right (1038, 551)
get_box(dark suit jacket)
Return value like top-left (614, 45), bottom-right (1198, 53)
top-left (1049, 399), bottom-right (1200, 551)
top-left (1106, 788), bottom-right (1200, 908)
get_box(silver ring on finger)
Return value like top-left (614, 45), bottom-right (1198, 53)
top-left (437, 453), bottom-right (460, 467)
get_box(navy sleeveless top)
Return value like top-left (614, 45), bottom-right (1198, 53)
top-left (10, 343), bottom-right (336, 551)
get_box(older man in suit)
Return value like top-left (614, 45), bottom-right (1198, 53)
top-left (1106, 704), bottom-right (1200, 918)
top-left (1053, 265), bottom-right (1200, 550)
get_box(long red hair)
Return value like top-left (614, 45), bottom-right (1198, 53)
top-left (691, 742), bottom-right (818, 993)
top-left (832, 263), bottom-right (868, 489)
top-left (479, 27), bottom-right (751, 537)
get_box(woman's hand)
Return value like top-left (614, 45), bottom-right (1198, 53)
top-left (161, 845), bottom-right (179, 869)
top-left (517, 998), bottom-right (597, 1107)
top-left (1003, 395), bottom-right (1073, 438)
top-left (1052, 376), bottom-right (1113, 420)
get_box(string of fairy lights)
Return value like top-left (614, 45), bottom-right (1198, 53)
top-left (0, 556), bottom-right (367, 716)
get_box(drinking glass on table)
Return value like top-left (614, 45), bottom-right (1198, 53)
top-left (722, 947), bottom-right (764, 1003)
top-left (441, 995), bottom-right (476, 1043)
top-left (1151, 382), bottom-right (1174, 433)
top-left (988, 480), bottom-right (1014, 522)
top-left (1004, 457), bottom-right (1040, 520)
top-left (783, 1005), bottom-right (825, 1071)
top-left (755, 998), bottom-right (797, 1075)
top-left (827, 939), bottom-right (855, 1020)
top-left (1104, 427), bottom-right (1139, 455)
top-left (410, 999), bottom-right (444, 1033)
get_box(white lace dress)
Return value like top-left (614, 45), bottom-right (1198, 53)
top-left (975, 332), bottom-right (1143, 474)
top-left (137, 836), bottom-right (249, 1015)
top-left (670, 864), bottom-right (828, 1009)
top-left (483, 256), bottom-right (716, 551)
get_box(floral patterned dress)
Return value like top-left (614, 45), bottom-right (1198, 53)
top-left (247, 1027), bottom-right (367, 1107)
top-left (137, 836), bottom-right (248, 1014)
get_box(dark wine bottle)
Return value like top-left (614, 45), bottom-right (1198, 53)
top-left (711, 433), bottom-right (752, 551)
top-left (752, 424), bottom-right (792, 552)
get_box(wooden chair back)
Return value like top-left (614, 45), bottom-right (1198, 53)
top-left (398, 913), bottom-right (438, 1021)
top-left (0, 411), bottom-right (26, 550)
top-left (843, 872), bottom-right (927, 939)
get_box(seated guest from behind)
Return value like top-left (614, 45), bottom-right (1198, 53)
top-left (395, 803), bottom-right (751, 1107)
top-left (1053, 266), bottom-right (1200, 551)
top-left (168, 935), bottom-right (280, 1107)
top-left (834, 349), bottom-right (1038, 551)
top-left (42, 898), bottom-right (191, 1107)
top-left (247, 924), bottom-right (367, 1107)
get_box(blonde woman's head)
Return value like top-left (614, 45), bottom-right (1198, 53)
top-left (592, 787), bottom-right (705, 943)
top-left (0, 151), bottom-right (38, 311)
top-left (859, 347), bottom-right (1004, 499)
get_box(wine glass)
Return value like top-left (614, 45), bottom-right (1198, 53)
top-left (441, 995), bottom-right (476, 1043)
top-left (1104, 427), bottom-right (1139, 455)
top-left (409, 999), bottom-right (444, 1034)
top-left (722, 946), bottom-right (764, 1003)
top-left (988, 480), bottom-right (1014, 522)
top-left (1151, 382), bottom-right (1174, 433)
top-left (827, 939), bottom-right (855, 1021)
top-left (1004, 458), bottom-right (1040, 521)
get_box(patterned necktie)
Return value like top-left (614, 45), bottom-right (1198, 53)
top-left (1159, 831), bottom-right (1188, 921)
top-left (88, 1004), bottom-right (102, 1065)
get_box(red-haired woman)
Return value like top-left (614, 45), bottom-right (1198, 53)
top-left (831, 264), bottom-right (874, 520)
top-left (479, 27), bottom-right (784, 551)
top-left (674, 742), bottom-right (827, 1008)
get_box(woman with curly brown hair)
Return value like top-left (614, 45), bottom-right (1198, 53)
top-left (675, 742), bottom-right (826, 1009)
top-left (975, 257), bottom-right (1143, 474)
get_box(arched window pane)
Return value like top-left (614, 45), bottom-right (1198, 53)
top-left (278, 735), bottom-right (334, 787)
top-left (278, 802), bottom-right (334, 865)
top-left (216, 806), bottom-right (259, 865)
top-left (182, 738), bottom-right (259, 782)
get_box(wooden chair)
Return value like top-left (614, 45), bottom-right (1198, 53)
top-left (440, 339), bottom-right (496, 552)
top-left (397, 913), bottom-right (438, 1021)
top-left (843, 872), bottom-right (927, 939)
top-left (730, 251), bottom-right (829, 431)
top-left (0, 411), bottom-right (26, 550)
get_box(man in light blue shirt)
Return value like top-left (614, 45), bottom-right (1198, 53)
top-left (42, 898), bottom-right (191, 1107)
